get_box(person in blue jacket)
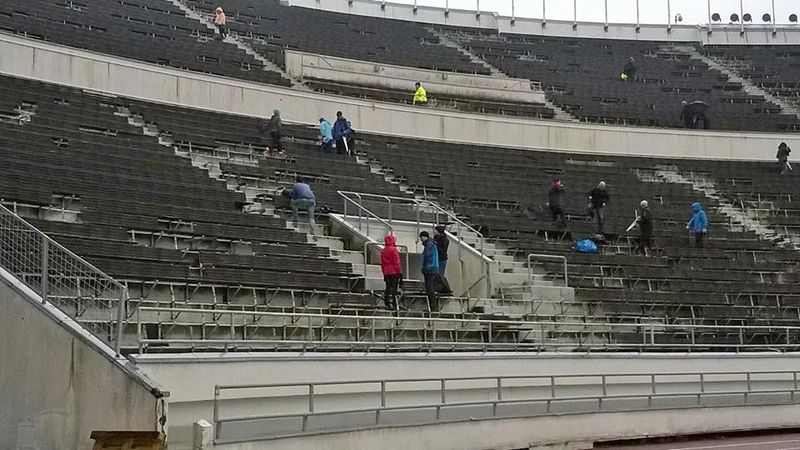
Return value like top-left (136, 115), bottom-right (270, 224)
top-left (332, 111), bottom-right (353, 155)
top-left (686, 202), bottom-right (708, 248)
top-left (318, 117), bottom-right (333, 153)
top-left (419, 231), bottom-right (439, 312)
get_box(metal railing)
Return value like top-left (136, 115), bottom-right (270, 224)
top-left (339, 190), bottom-right (493, 296)
top-left (0, 204), bottom-right (128, 355)
top-left (135, 306), bottom-right (800, 355)
top-left (527, 253), bottom-right (568, 287)
top-left (212, 369), bottom-right (800, 443)
top-left (338, 191), bottom-right (394, 237)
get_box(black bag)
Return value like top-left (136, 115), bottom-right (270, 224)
top-left (435, 275), bottom-right (452, 295)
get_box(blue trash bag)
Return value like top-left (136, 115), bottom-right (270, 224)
top-left (575, 239), bottom-right (598, 254)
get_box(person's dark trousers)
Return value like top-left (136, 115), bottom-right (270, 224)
top-left (270, 131), bottom-right (282, 151)
top-left (217, 25), bottom-right (227, 39)
top-left (383, 275), bottom-right (401, 310)
top-left (550, 205), bottom-right (565, 226)
top-left (694, 232), bottom-right (705, 248)
top-left (637, 233), bottom-right (653, 255)
top-left (423, 272), bottom-right (438, 312)
top-left (590, 206), bottom-right (605, 232)
top-left (320, 140), bottom-right (333, 153)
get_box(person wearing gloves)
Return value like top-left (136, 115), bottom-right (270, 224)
top-left (419, 231), bottom-right (439, 312)
top-left (686, 202), bottom-right (709, 248)
top-left (380, 234), bottom-right (403, 311)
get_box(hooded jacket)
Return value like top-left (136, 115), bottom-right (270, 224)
top-left (687, 202), bottom-right (708, 233)
top-left (413, 86), bottom-right (427, 104)
top-left (214, 8), bottom-right (226, 26)
top-left (777, 144), bottom-right (791, 162)
top-left (421, 239), bottom-right (439, 274)
top-left (319, 120), bottom-right (333, 143)
top-left (548, 182), bottom-right (564, 208)
top-left (380, 235), bottom-right (403, 277)
top-left (267, 111), bottom-right (281, 134)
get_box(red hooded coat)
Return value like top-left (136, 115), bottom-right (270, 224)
top-left (380, 235), bottom-right (402, 276)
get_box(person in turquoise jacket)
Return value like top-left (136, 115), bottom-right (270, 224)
top-left (318, 117), bottom-right (333, 153)
top-left (686, 202), bottom-right (709, 248)
top-left (419, 231), bottom-right (439, 311)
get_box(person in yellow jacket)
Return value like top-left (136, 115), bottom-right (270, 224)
top-left (412, 82), bottom-right (428, 105)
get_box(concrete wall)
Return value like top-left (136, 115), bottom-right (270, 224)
top-left (1, 33), bottom-right (798, 161)
top-left (214, 404), bottom-right (800, 450)
top-left (134, 351), bottom-right (800, 449)
top-left (288, 0), bottom-right (800, 45)
top-left (284, 50), bottom-right (544, 103)
top-left (0, 271), bottom-right (167, 450)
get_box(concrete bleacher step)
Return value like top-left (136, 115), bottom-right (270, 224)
top-left (311, 234), bottom-right (344, 250)
top-left (352, 263), bottom-right (384, 280)
top-left (329, 249), bottom-right (366, 266)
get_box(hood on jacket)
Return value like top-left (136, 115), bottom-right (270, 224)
top-left (692, 202), bottom-right (703, 212)
top-left (384, 234), bottom-right (396, 247)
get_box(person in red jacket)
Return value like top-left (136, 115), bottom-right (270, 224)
top-left (380, 234), bottom-right (403, 310)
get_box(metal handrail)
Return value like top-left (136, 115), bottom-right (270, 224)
top-left (527, 253), bottom-right (568, 287)
top-left (212, 369), bottom-right (800, 443)
top-left (136, 306), bottom-right (800, 354)
top-left (0, 204), bottom-right (128, 355)
top-left (339, 191), bottom-right (393, 237)
top-left (338, 190), bottom-right (492, 296)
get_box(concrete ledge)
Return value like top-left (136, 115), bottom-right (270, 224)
top-left (284, 50), bottom-right (544, 103)
top-left (213, 404), bottom-right (800, 450)
top-left (0, 32), bottom-right (797, 160)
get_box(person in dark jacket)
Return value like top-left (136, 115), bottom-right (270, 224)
top-left (333, 111), bottom-right (354, 155)
top-left (266, 109), bottom-right (282, 152)
top-left (686, 201), bottom-right (709, 248)
top-left (635, 200), bottom-right (653, 256)
top-left (777, 142), bottom-right (792, 175)
top-left (548, 179), bottom-right (566, 227)
top-left (621, 57), bottom-right (637, 81)
top-left (433, 225), bottom-right (449, 277)
top-left (419, 231), bottom-right (439, 312)
top-left (587, 181), bottom-right (609, 233)
top-left (380, 234), bottom-right (403, 310)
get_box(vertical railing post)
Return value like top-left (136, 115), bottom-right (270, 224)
top-left (667, 0), bottom-right (672, 30)
top-left (542, 0), bottom-right (546, 23)
top-left (573, 0), bottom-right (577, 26)
top-left (771, 0), bottom-right (776, 34)
top-left (739, 0), bottom-right (745, 34)
top-left (213, 385), bottom-right (221, 441)
top-left (114, 287), bottom-right (127, 356)
top-left (41, 239), bottom-right (49, 304)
